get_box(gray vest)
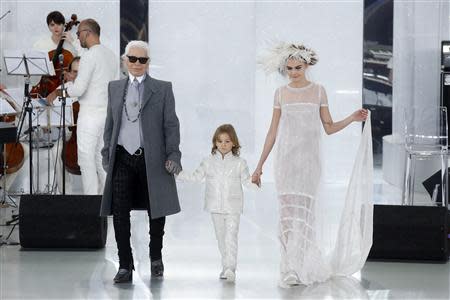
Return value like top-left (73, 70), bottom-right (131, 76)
top-left (117, 77), bottom-right (145, 154)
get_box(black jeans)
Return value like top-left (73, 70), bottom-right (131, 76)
top-left (112, 145), bottom-right (166, 269)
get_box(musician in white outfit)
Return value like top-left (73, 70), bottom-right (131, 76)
top-left (48, 18), bottom-right (119, 194)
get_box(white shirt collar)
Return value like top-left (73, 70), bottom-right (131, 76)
top-left (128, 72), bottom-right (146, 84)
top-left (213, 151), bottom-right (234, 160)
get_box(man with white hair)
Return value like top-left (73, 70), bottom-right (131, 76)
top-left (100, 40), bottom-right (182, 283)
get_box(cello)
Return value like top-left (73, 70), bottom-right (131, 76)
top-left (64, 101), bottom-right (80, 175)
top-left (30, 14), bottom-right (79, 98)
top-left (62, 56), bottom-right (81, 175)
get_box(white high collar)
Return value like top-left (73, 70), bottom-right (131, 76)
top-left (214, 151), bottom-right (234, 160)
top-left (128, 72), bottom-right (146, 84)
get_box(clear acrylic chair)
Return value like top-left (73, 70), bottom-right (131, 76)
top-left (402, 106), bottom-right (448, 206)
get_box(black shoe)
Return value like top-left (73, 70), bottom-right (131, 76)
top-left (113, 263), bottom-right (134, 283)
top-left (151, 259), bottom-right (164, 277)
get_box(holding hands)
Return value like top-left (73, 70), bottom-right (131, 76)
top-left (165, 160), bottom-right (182, 175)
top-left (251, 167), bottom-right (263, 187)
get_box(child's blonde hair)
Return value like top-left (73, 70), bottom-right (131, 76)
top-left (211, 124), bottom-right (241, 156)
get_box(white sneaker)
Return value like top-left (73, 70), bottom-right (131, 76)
top-left (219, 269), bottom-right (227, 279)
top-left (283, 271), bottom-right (300, 286)
top-left (224, 269), bottom-right (236, 282)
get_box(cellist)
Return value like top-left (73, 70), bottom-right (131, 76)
top-left (33, 11), bottom-right (78, 57)
top-left (31, 11), bottom-right (81, 144)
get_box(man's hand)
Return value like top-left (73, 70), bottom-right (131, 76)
top-left (165, 160), bottom-right (182, 175)
top-left (46, 89), bottom-right (65, 105)
top-left (46, 90), bottom-right (59, 104)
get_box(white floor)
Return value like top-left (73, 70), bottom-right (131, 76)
top-left (1, 151), bottom-right (450, 299)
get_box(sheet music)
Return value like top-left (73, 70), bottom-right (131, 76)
top-left (1, 87), bottom-right (76, 126)
top-left (32, 97), bottom-right (75, 127)
top-left (34, 97), bottom-right (76, 108)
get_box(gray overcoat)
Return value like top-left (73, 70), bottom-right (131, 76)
top-left (100, 75), bottom-right (181, 219)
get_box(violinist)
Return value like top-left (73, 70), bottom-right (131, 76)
top-left (47, 19), bottom-right (119, 195)
top-left (50, 56), bottom-right (80, 194)
top-left (65, 56), bottom-right (80, 82)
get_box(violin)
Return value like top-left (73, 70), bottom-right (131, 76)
top-left (30, 14), bottom-right (79, 98)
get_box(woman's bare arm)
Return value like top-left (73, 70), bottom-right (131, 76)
top-left (320, 106), bottom-right (367, 135)
top-left (252, 108), bottom-right (282, 186)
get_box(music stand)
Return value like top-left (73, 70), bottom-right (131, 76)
top-left (32, 98), bottom-right (74, 194)
top-left (3, 50), bottom-right (54, 195)
top-left (58, 72), bottom-right (68, 195)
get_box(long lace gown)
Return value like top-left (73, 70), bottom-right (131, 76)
top-left (274, 83), bottom-right (373, 286)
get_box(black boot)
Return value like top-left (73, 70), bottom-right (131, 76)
top-left (151, 259), bottom-right (164, 277)
top-left (113, 262), bottom-right (134, 283)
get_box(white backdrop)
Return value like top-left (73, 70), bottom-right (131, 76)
top-left (1, 0), bottom-right (364, 184)
top-left (149, 0), bottom-right (364, 183)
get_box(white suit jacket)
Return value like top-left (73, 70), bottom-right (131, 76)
top-left (177, 152), bottom-right (258, 214)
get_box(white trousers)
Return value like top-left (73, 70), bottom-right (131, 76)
top-left (211, 213), bottom-right (240, 271)
top-left (50, 130), bottom-right (74, 194)
top-left (77, 110), bottom-right (106, 195)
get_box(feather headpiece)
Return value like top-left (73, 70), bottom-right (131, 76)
top-left (258, 41), bottom-right (318, 76)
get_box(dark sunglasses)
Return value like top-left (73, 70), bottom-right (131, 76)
top-left (127, 55), bottom-right (149, 64)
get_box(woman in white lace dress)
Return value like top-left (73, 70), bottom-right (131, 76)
top-left (252, 43), bottom-right (369, 287)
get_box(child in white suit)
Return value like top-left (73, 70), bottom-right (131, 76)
top-left (176, 124), bottom-right (259, 282)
